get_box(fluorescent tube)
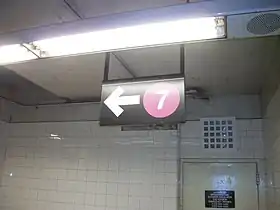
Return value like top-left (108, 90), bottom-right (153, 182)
top-left (32, 17), bottom-right (225, 57)
top-left (0, 44), bottom-right (38, 65)
top-left (0, 17), bottom-right (225, 64)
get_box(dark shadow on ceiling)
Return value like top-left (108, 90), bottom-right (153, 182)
top-left (0, 66), bottom-right (64, 105)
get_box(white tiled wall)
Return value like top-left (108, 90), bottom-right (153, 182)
top-left (263, 85), bottom-right (280, 210)
top-left (0, 119), bottom-right (264, 210)
top-left (0, 122), bottom-right (178, 210)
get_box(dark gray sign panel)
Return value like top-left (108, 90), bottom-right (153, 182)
top-left (100, 76), bottom-right (185, 126)
top-left (205, 190), bottom-right (235, 208)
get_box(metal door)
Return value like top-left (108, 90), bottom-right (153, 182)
top-left (182, 162), bottom-right (259, 210)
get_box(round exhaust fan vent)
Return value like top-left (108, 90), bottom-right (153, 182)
top-left (247, 13), bottom-right (280, 35)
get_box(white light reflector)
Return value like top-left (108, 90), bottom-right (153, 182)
top-left (33, 17), bottom-right (225, 57)
top-left (0, 44), bottom-right (38, 65)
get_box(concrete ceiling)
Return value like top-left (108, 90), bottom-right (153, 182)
top-left (0, 66), bottom-right (62, 105)
top-left (0, 0), bottom-right (279, 105)
top-left (1, 37), bottom-right (279, 105)
top-left (65, 0), bottom-right (185, 19)
top-left (5, 54), bottom-right (106, 102)
top-left (111, 37), bottom-right (279, 94)
top-left (0, 0), bottom-right (185, 35)
top-left (184, 38), bottom-right (278, 94)
top-left (0, 0), bottom-right (78, 34)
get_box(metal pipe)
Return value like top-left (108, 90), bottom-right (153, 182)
top-left (103, 52), bottom-right (111, 82)
top-left (180, 44), bottom-right (185, 75)
top-left (9, 117), bottom-right (263, 124)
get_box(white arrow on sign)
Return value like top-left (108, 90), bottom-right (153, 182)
top-left (104, 86), bottom-right (141, 117)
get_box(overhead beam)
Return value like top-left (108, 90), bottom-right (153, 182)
top-left (0, 0), bottom-right (279, 45)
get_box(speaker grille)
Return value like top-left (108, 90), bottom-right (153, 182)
top-left (247, 13), bottom-right (280, 35)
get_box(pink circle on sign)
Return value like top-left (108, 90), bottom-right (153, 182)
top-left (143, 82), bottom-right (180, 118)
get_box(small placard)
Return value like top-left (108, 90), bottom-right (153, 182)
top-left (205, 190), bottom-right (235, 208)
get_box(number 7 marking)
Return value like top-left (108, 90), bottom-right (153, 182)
top-left (156, 90), bottom-right (169, 110)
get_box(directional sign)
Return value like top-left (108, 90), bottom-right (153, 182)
top-left (104, 86), bottom-right (141, 117)
top-left (100, 76), bottom-right (185, 126)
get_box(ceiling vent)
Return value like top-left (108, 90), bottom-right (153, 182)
top-left (247, 13), bottom-right (280, 35)
top-left (227, 10), bottom-right (280, 39)
top-left (201, 117), bottom-right (236, 150)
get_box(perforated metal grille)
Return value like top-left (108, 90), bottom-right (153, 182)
top-left (201, 117), bottom-right (236, 150)
top-left (247, 13), bottom-right (280, 35)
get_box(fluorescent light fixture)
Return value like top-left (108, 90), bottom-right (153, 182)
top-left (32, 17), bottom-right (225, 57)
top-left (0, 17), bottom-right (225, 64)
top-left (0, 44), bottom-right (38, 65)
